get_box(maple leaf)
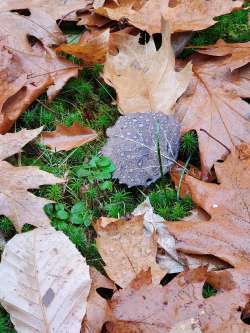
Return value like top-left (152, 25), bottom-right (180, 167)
top-left (41, 122), bottom-right (97, 152)
top-left (103, 20), bottom-right (192, 115)
top-left (56, 29), bottom-right (110, 65)
top-left (0, 128), bottom-right (64, 232)
top-left (102, 113), bottom-right (181, 187)
top-left (167, 144), bottom-right (250, 268)
top-left (0, 11), bottom-right (78, 133)
top-left (0, 227), bottom-right (91, 333)
top-left (197, 39), bottom-right (250, 71)
top-left (0, 0), bottom-right (91, 21)
top-left (94, 215), bottom-right (166, 288)
top-left (105, 266), bottom-right (250, 333)
top-left (164, 0), bottom-right (243, 32)
top-left (174, 55), bottom-right (250, 176)
top-left (82, 268), bottom-right (115, 333)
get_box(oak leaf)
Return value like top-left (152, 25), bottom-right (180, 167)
top-left (0, 11), bottom-right (78, 133)
top-left (197, 39), bottom-right (250, 71)
top-left (0, 227), bottom-right (91, 333)
top-left (105, 266), bottom-right (250, 333)
top-left (164, 0), bottom-right (243, 32)
top-left (167, 145), bottom-right (250, 268)
top-left (175, 55), bottom-right (250, 176)
top-left (41, 122), bottom-right (97, 152)
top-left (0, 128), bottom-right (64, 232)
top-left (103, 20), bottom-right (192, 115)
top-left (0, 0), bottom-right (91, 21)
top-left (94, 215), bottom-right (166, 288)
top-left (56, 29), bottom-right (110, 65)
top-left (102, 113), bottom-right (181, 187)
top-left (82, 268), bottom-right (115, 333)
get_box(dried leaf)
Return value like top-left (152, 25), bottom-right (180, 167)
top-left (41, 122), bottom-right (97, 152)
top-left (0, 128), bottom-right (64, 232)
top-left (102, 113), bottom-right (181, 187)
top-left (133, 198), bottom-right (227, 274)
top-left (103, 20), bottom-right (192, 115)
top-left (167, 145), bottom-right (250, 268)
top-left (94, 215), bottom-right (166, 288)
top-left (0, 227), bottom-right (91, 333)
top-left (95, 0), bottom-right (162, 34)
top-left (82, 268), bottom-right (115, 333)
top-left (0, 11), bottom-right (78, 133)
top-left (0, 0), bottom-right (91, 21)
top-left (164, 0), bottom-right (243, 32)
top-left (197, 39), bottom-right (250, 71)
top-left (105, 266), bottom-right (250, 333)
top-left (175, 55), bottom-right (250, 176)
top-left (56, 29), bottom-right (110, 65)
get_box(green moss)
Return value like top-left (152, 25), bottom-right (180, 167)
top-left (0, 307), bottom-right (15, 333)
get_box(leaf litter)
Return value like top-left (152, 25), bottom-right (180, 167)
top-left (0, 1), bottom-right (249, 332)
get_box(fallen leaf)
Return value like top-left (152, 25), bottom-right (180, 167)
top-left (0, 0), bottom-right (91, 21)
top-left (0, 227), bottom-right (91, 333)
top-left (56, 29), bottom-right (110, 65)
top-left (105, 266), bottom-right (250, 333)
top-left (174, 55), bottom-right (250, 177)
top-left (102, 112), bottom-right (181, 187)
top-left (94, 215), bottom-right (166, 288)
top-left (82, 268), bottom-right (115, 333)
top-left (197, 39), bottom-right (250, 71)
top-left (95, 0), bottom-right (162, 34)
top-left (167, 145), bottom-right (250, 268)
top-left (0, 128), bottom-right (64, 232)
top-left (41, 122), bottom-right (97, 152)
top-left (103, 20), bottom-right (192, 115)
top-left (164, 0), bottom-right (243, 32)
top-left (0, 11), bottom-right (78, 133)
top-left (133, 198), bottom-right (227, 274)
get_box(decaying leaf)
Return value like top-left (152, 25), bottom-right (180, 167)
top-left (133, 198), bottom-right (227, 273)
top-left (82, 268), bottom-right (115, 333)
top-left (0, 128), bottom-right (64, 232)
top-left (167, 144), bottom-right (250, 268)
top-left (164, 0), bottom-right (243, 32)
top-left (41, 122), bottom-right (97, 152)
top-left (94, 215), bottom-right (166, 288)
top-left (103, 20), bottom-right (192, 115)
top-left (102, 112), bottom-right (181, 187)
top-left (197, 39), bottom-right (250, 71)
top-left (0, 227), bottom-right (91, 333)
top-left (105, 266), bottom-right (250, 333)
top-left (56, 29), bottom-right (110, 65)
top-left (0, 11), bottom-right (78, 133)
top-left (95, 0), bottom-right (162, 34)
top-left (175, 55), bottom-right (250, 176)
top-left (0, 0), bottom-right (91, 21)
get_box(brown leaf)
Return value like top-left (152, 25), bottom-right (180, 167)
top-left (41, 122), bottom-right (97, 152)
top-left (0, 0), bottom-right (91, 21)
top-left (175, 55), bottom-right (250, 177)
top-left (106, 266), bottom-right (250, 333)
top-left (0, 11), bottom-right (78, 133)
top-left (82, 268), bottom-right (115, 333)
top-left (164, 0), bottom-right (243, 32)
top-left (0, 128), bottom-right (64, 232)
top-left (167, 145), bottom-right (250, 268)
top-left (56, 29), bottom-right (110, 65)
top-left (197, 39), bottom-right (250, 71)
top-left (0, 227), bottom-right (91, 333)
top-left (95, 0), bottom-right (162, 34)
top-left (94, 215), bottom-right (166, 288)
top-left (103, 19), bottom-right (192, 114)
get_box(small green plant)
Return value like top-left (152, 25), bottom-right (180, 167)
top-left (202, 283), bottom-right (217, 298)
top-left (77, 155), bottom-right (115, 190)
top-left (180, 132), bottom-right (199, 155)
top-left (104, 190), bottom-right (137, 218)
top-left (0, 307), bottom-right (15, 333)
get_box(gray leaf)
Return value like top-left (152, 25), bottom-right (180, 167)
top-left (102, 113), bottom-right (181, 187)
